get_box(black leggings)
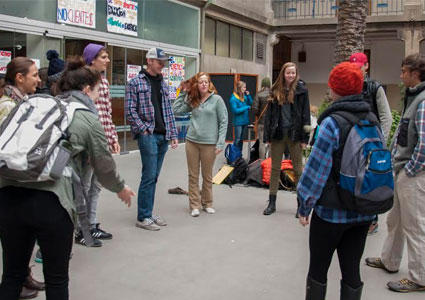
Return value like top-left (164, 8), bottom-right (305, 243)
top-left (0, 186), bottom-right (74, 300)
top-left (308, 212), bottom-right (371, 288)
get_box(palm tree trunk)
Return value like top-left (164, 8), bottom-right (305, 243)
top-left (333, 0), bottom-right (368, 66)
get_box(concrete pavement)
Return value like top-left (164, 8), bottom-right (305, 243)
top-left (1, 144), bottom-right (423, 300)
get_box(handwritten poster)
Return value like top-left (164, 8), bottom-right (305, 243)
top-left (0, 51), bottom-right (12, 74)
top-left (107, 0), bottom-right (138, 36)
top-left (57, 0), bottom-right (96, 28)
top-left (168, 56), bottom-right (185, 100)
top-left (127, 64), bottom-right (141, 82)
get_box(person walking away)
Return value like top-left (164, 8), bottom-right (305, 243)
top-left (173, 73), bottom-right (228, 217)
top-left (252, 77), bottom-right (271, 159)
top-left (349, 52), bottom-right (393, 235)
top-left (263, 62), bottom-right (310, 216)
top-left (125, 47), bottom-right (179, 231)
top-left (230, 81), bottom-right (253, 154)
top-left (298, 62), bottom-right (377, 300)
top-left (365, 53), bottom-right (425, 293)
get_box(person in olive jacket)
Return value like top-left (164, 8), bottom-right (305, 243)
top-left (263, 62), bottom-right (311, 216)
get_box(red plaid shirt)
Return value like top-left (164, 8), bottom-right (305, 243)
top-left (96, 76), bottom-right (118, 151)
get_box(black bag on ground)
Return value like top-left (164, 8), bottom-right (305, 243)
top-left (224, 158), bottom-right (248, 185)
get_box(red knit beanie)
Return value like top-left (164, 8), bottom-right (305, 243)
top-left (328, 62), bottom-right (364, 96)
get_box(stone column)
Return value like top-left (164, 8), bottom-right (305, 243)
top-left (398, 0), bottom-right (424, 56)
top-left (266, 33), bottom-right (279, 80)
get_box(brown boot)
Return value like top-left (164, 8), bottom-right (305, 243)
top-left (23, 266), bottom-right (45, 291)
top-left (19, 287), bottom-right (38, 299)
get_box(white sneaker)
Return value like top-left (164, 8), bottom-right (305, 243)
top-left (204, 207), bottom-right (215, 214)
top-left (191, 209), bottom-right (200, 217)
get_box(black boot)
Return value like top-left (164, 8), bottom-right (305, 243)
top-left (340, 281), bottom-right (363, 300)
top-left (263, 195), bottom-right (276, 215)
top-left (295, 198), bottom-right (300, 218)
top-left (305, 276), bottom-right (327, 300)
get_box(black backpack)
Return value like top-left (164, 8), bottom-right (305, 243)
top-left (224, 158), bottom-right (248, 186)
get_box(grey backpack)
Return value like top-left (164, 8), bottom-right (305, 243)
top-left (0, 94), bottom-right (86, 181)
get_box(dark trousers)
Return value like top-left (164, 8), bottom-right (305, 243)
top-left (0, 186), bottom-right (74, 300)
top-left (308, 212), bottom-right (371, 288)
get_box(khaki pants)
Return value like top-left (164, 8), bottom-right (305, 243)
top-left (269, 136), bottom-right (303, 196)
top-left (381, 171), bottom-right (425, 286)
top-left (185, 140), bottom-right (217, 210)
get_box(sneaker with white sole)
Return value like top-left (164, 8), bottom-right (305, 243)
top-left (136, 218), bottom-right (160, 231)
top-left (151, 215), bottom-right (167, 226)
top-left (204, 207), bottom-right (215, 214)
top-left (191, 209), bottom-right (200, 217)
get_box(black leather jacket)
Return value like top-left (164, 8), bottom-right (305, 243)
top-left (263, 82), bottom-right (310, 144)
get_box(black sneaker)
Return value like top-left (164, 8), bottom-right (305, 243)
top-left (75, 232), bottom-right (102, 247)
top-left (91, 223), bottom-right (113, 240)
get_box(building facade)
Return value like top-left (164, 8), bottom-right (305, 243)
top-left (0, 0), bottom-right (200, 151)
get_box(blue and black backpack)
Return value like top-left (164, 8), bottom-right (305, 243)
top-left (225, 144), bottom-right (242, 165)
top-left (328, 111), bottom-right (394, 215)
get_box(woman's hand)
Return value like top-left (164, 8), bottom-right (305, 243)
top-left (299, 215), bottom-right (310, 227)
top-left (117, 185), bottom-right (135, 207)
top-left (215, 148), bottom-right (223, 155)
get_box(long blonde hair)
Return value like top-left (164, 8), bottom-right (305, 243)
top-left (235, 81), bottom-right (246, 101)
top-left (271, 62), bottom-right (299, 105)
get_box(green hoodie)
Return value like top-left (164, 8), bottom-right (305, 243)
top-left (172, 92), bottom-right (228, 149)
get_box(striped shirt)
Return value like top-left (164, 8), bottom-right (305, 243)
top-left (404, 100), bottom-right (425, 176)
top-left (297, 116), bottom-right (376, 224)
top-left (95, 77), bottom-right (118, 151)
top-left (125, 72), bottom-right (178, 140)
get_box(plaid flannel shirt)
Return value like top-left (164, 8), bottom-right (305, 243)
top-left (404, 101), bottom-right (425, 176)
top-left (95, 76), bottom-right (118, 151)
top-left (297, 117), bottom-right (376, 224)
top-left (125, 72), bottom-right (178, 140)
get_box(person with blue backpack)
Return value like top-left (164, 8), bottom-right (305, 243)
top-left (297, 62), bottom-right (394, 300)
top-left (230, 80), bottom-right (253, 153)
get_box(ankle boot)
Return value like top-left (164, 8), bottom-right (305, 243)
top-left (340, 281), bottom-right (363, 300)
top-left (305, 276), bottom-right (327, 300)
top-left (19, 287), bottom-right (38, 299)
top-left (263, 195), bottom-right (276, 215)
top-left (23, 266), bottom-right (45, 291)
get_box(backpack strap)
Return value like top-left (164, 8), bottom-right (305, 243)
top-left (71, 170), bottom-right (95, 247)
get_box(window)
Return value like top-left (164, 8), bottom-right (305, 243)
top-left (230, 25), bottom-right (242, 59)
top-left (242, 29), bottom-right (253, 61)
top-left (216, 21), bottom-right (229, 57)
top-left (204, 18), bottom-right (254, 61)
top-left (205, 17), bottom-right (216, 55)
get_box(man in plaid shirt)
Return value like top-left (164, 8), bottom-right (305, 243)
top-left (125, 47), bottom-right (178, 231)
top-left (78, 43), bottom-right (120, 246)
top-left (366, 53), bottom-right (425, 293)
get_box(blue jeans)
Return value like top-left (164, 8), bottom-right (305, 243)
top-left (233, 125), bottom-right (246, 153)
top-left (137, 133), bottom-right (168, 221)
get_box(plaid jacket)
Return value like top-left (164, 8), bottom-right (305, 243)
top-left (95, 77), bottom-right (118, 151)
top-left (297, 117), bottom-right (376, 224)
top-left (125, 72), bottom-right (178, 140)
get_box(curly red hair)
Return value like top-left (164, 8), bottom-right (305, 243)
top-left (186, 72), bottom-right (217, 108)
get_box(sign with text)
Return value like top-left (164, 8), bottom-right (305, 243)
top-left (107, 0), bottom-right (138, 36)
top-left (168, 56), bottom-right (185, 100)
top-left (127, 64), bottom-right (141, 82)
top-left (0, 51), bottom-right (12, 74)
top-left (57, 0), bottom-right (96, 29)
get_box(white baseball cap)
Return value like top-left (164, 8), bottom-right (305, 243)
top-left (146, 47), bottom-right (170, 61)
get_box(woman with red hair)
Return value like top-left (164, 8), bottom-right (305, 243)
top-left (173, 72), bottom-right (228, 217)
